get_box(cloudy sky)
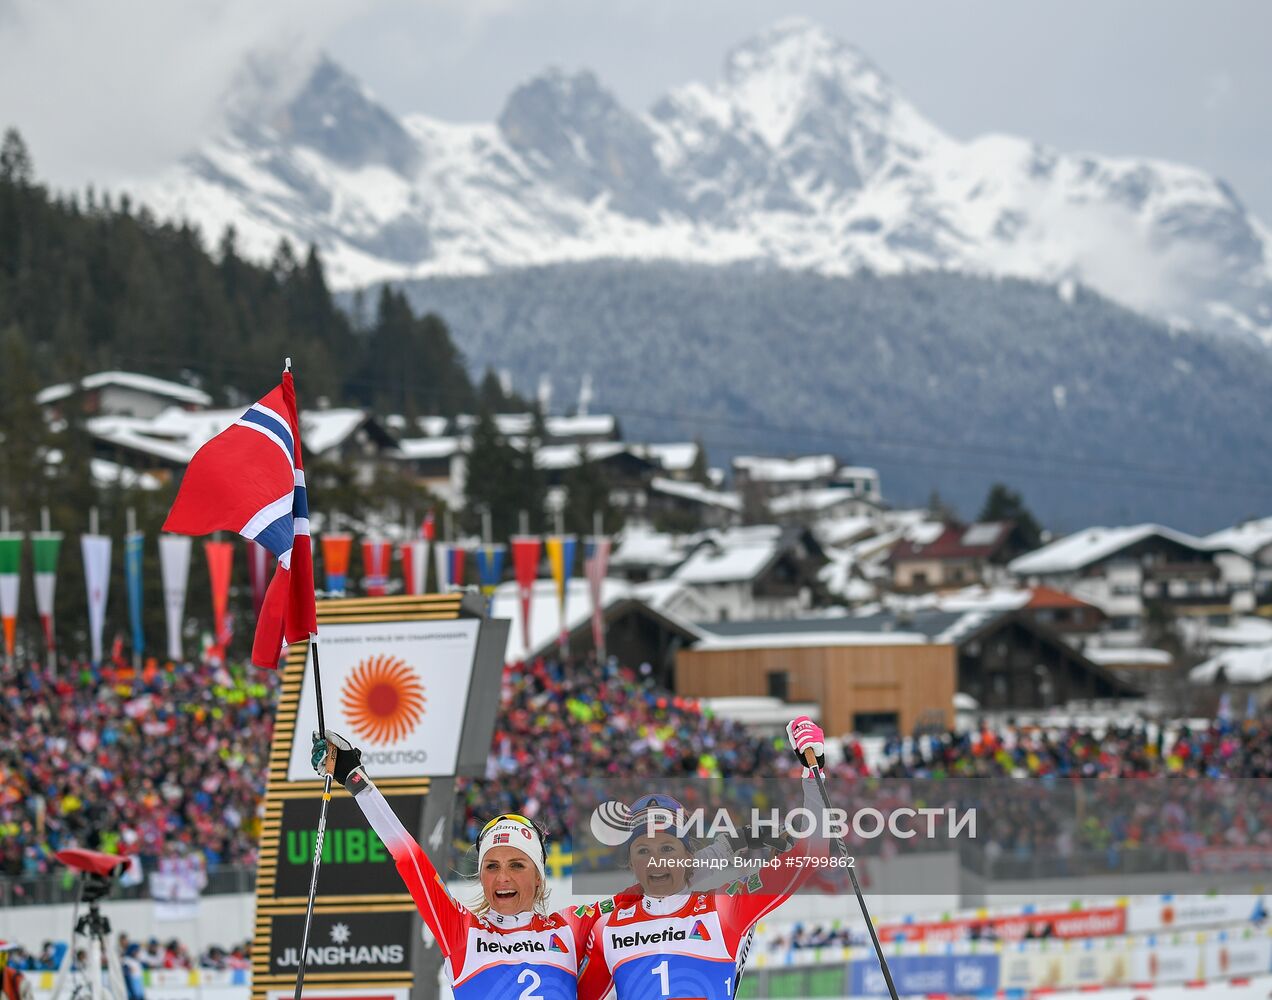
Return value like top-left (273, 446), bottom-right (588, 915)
top-left (1, 0), bottom-right (1270, 219)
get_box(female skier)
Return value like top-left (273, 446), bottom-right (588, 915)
top-left (582, 716), bottom-right (830, 1000)
top-left (312, 731), bottom-right (608, 1000)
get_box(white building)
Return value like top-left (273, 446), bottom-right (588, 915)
top-left (671, 525), bottom-right (825, 622)
top-left (1009, 524), bottom-right (1226, 646)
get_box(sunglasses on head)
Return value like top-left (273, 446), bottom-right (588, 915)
top-left (476, 813), bottom-right (547, 854)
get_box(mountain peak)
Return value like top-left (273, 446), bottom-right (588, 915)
top-left (718, 19), bottom-right (897, 149)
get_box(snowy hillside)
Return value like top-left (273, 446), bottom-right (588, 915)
top-left (126, 19), bottom-right (1272, 341)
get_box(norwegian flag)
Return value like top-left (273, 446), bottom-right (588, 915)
top-left (163, 371), bottom-right (316, 667)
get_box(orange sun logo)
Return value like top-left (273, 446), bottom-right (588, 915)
top-left (341, 655), bottom-right (427, 745)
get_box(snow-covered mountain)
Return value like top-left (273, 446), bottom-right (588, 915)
top-left (127, 19), bottom-right (1272, 341)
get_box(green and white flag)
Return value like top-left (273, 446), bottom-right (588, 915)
top-left (31, 532), bottom-right (62, 653)
top-left (0, 534), bottom-right (20, 659)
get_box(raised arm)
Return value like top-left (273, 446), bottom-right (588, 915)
top-left (313, 732), bottom-right (469, 956)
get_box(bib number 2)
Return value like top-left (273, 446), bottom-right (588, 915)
top-left (517, 969), bottom-right (543, 1000)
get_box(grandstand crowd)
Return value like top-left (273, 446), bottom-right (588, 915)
top-left (2, 651), bottom-right (1271, 891)
top-left (0, 656), bottom-right (275, 883)
top-left (2, 935), bottom-right (251, 973)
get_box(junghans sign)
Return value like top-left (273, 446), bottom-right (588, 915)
top-left (271, 912), bottom-right (413, 973)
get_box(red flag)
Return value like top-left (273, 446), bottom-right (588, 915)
top-left (511, 536), bottom-right (541, 653)
top-left (361, 539), bottom-right (392, 596)
top-left (204, 540), bottom-right (234, 664)
top-left (164, 371), bottom-right (315, 667)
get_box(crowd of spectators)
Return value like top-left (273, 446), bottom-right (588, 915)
top-left (0, 655), bottom-right (276, 884)
top-left (5, 644), bottom-right (1272, 891)
top-left (4, 934), bottom-right (251, 972)
top-left (873, 718), bottom-right (1272, 780)
top-left (862, 719), bottom-right (1272, 873)
top-left (453, 656), bottom-right (787, 848)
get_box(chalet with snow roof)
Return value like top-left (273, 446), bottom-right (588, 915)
top-left (732, 454), bottom-right (838, 496)
top-left (1009, 524), bottom-right (1227, 646)
top-left (38, 370), bottom-right (212, 420)
top-left (1204, 515), bottom-right (1272, 615)
top-left (889, 521), bottom-right (1031, 592)
top-left (671, 525), bottom-right (826, 622)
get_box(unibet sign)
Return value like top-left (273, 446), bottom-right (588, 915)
top-left (273, 794), bottom-right (425, 898)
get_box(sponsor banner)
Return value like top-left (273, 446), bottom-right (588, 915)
top-left (848, 952), bottom-right (998, 997)
top-left (286, 619), bottom-right (481, 779)
top-left (1190, 847), bottom-right (1272, 874)
top-left (266, 988), bottom-right (408, 1000)
top-left (1205, 933), bottom-right (1272, 980)
top-left (1060, 941), bottom-right (1133, 987)
top-left (268, 911), bottom-right (413, 974)
top-left (272, 794), bottom-right (424, 898)
top-left (1130, 941), bottom-right (1205, 985)
top-left (204, 539), bottom-right (234, 662)
top-left (1127, 895), bottom-right (1267, 934)
top-left (881, 904), bottom-right (1127, 943)
top-left (545, 534), bottom-right (576, 650)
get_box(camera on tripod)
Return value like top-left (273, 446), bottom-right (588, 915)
top-left (48, 849), bottom-right (132, 1000)
top-left (55, 849), bottom-right (128, 896)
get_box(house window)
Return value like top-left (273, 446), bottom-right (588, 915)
top-left (766, 671), bottom-right (790, 700)
top-left (911, 571), bottom-right (928, 587)
top-left (853, 712), bottom-right (899, 738)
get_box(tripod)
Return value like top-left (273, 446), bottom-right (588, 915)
top-left (49, 884), bottom-right (129, 1000)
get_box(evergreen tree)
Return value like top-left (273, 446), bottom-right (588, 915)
top-left (978, 482), bottom-right (1043, 549)
top-left (562, 443), bottom-right (621, 536)
top-left (927, 489), bottom-right (958, 523)
top-left (0, 129), bottom-right (34, 185)
top-left (687, 437), bottom-right (712, 486)
top-left (462, 407), bottom-right (524, 539)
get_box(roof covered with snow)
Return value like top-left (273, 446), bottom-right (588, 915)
top-left (1190, 644), bottom-right (1272, 684)
top-left (488, 576), bottom-right (704, 662)
top-left (636, 442), bottom-right (699, 471)
top-left (733, 454), bottom-right (836, 482)
top-left (397, 436), bottom-right (466, 460)
top-left (534, 441), bottom-right (631, 470)
top-left (769, 487), bottom-right (874, 516)
top-left (37, 371), bottom-right (212, 407)
top-left (1204, 516), bottom-right (1272, 558)
top-left (84, 404), bottom-right (386, 464)
top-left (891, 521), bottom-right (1016, 562)
top-left (1084, 647), bottom-right (1173, 667)
top-left (649, 477), bottom-right (741, 512)
top-left (672, 525), bottom-right (784, 584)
top-left (610, 524), bottom-right (699, 569)
top-left (1008, 524), bottom-right (1207, 576)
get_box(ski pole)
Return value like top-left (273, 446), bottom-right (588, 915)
top-left (804, 749), bottom-right (900, 1000)
top-left (293, 635), bottom-right (331, 1000)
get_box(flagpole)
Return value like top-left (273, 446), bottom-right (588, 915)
top-left (289, 353), bottom-right (330, 1000)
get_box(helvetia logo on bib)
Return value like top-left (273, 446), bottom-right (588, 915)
top-left (342, 654), bottom-right (426, 744)
top-left (688, 920), bottom-right (710, 941)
